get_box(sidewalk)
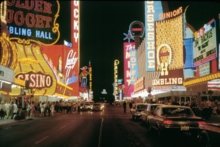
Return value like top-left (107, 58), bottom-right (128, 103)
top-left (0, 118), bottom-right (30, 127)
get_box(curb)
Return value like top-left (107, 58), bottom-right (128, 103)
top-left (0, 119), bottom-right (30, 127)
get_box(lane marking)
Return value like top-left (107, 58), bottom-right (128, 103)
top-left (35, 136), bottom-right (49, 144)
top-left (98, 118), bottom-right (104, 147)
top-left (59, 125), bottom-right (66, 130)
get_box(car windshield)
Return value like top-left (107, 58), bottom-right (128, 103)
top-left (137, 105), bottom-right (147, 109)
top-left (150, 105), bottom-right (159, 111)
top-left (162, 108), bottom-right (193, 116)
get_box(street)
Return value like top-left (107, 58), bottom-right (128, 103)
top-left (0, 104), bottom-right (218, 147)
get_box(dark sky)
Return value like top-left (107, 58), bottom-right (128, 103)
top-left (57, 1), bottom-right (220, 101)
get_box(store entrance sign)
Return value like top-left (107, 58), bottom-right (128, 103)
top-left (15, 71), bottom-right (53, 89)
top-left (6, 0), bottom-right (60, 45)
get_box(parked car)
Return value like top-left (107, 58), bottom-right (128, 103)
top-left (91, 103), bottom-right (104, 111)
top-left (141, 104), bottom-right (164, 123)
top-left (147, 105), bottom-right (204, 137)
top-left (130, 103), bottom-right (148, 120)
top-left (198, 123), bottom-right (220, 147)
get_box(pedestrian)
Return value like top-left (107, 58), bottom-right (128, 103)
top-left (4, 102), bottom-right (10, 119)
top-left (76, 103), bottom-right (78, 112)
top-left (27, 103), bottom-right (30, 117)
top-left (12, 103), bottom-right (18, 119)
top-left (40, 102), bottom-right (44, 116)
top-left (126, 101), bottom-right (129, 112)
top-left (47, 102), bottom-right (51, 116)
top-left (50, 102), bottom-right (55, 116)
top-left (10, 102), bottom-right (14, 119)
top-left (123, 101), bottom-right (126, 113)
top-left (30, 103), bottom-right (35, 118)
top-left (43, 102), bottom-right (47, 116)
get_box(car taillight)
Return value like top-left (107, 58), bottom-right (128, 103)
top-left (164, 120), bottom-right (172, 124)
top-left (198, 121), bottom-right (205, 124)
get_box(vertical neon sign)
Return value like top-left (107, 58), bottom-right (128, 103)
top-left (114, 60), bottom-right (119, 100)
top-left (145, 1), bottom-right (164, 71)
top-left (71, 0), bottom-right (79, 96)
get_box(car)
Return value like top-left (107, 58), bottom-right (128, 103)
top-left (80, 103), bottom-right (92, 111)
top-left (130, 103), bottom-right (148, 120)
top-left (147, 105), bottom-right (204, 137)
top-left (198, 123), bottom-right (220, 147)
top-left (91, 103), bottom-right (104, 111)
top-left (141, 104), bottom-right (164, 123)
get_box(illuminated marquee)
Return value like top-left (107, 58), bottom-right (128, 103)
top-left (145, 1), bottom-right (164, 71)
top-left (134, 77), bottom-right (145, 93)
top-left (193, 19), bottom-right (217, 67)
top-left (114, 60), bottom-right (119, 99)
top-left (6, 0), bottom-right (60, 45)
top-left (15, 71), bottom-right (53, 89)
top-left (159, 7), bottom-right (182, 20)
top-left (124, 42), bottom-right (135, 97)
top-left (153, 12), bottom-right (184, 87)
top-left (130, 49), bottom-right (139, 84)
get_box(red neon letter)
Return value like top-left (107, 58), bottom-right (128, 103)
top-left (34, 0), bottom-right (43, 12)
top-left (7, 0), bottom-right (15, 6)
top-left (6, 9), bottom-right (14, 23)
top-left (44, 16), bottom-right (52, 28)
top-left (15, 0), bottom-right (25, 9)
top-left (43, 1), bottom-right (52, 14)
top-left (26, 13), bottom-right (35, 27)
top-left (14, 11), bottom-right (25, 26)
top-left (25, 0), bottom-right (34, 10)
top-left (35, 14), bottom-right (45, 28)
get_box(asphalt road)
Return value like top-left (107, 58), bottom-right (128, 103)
top-left (0, 104), bottom-right (207, 147)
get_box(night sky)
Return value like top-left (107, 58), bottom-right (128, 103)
top-left (57, 1), bottom-right (220, 101)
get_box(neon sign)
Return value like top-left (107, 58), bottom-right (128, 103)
top-left (145, 1), bottom-right (164, 71)
top-left (15, 71), bottom-right (53, 89)
top-left (130, 49), bottom-right (139, 85)
top-left (193, 19), bottom-right (217, 67)
top-left (6, 0), bottom-right (60, 45)
top-left (65, 50), bottom-right (78, 85)
top-left (114, 60), bottom-right (119, 100)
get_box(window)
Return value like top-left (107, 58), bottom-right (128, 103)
top-left (154, 107), bottom-right (160, 116)
top-left (162, 108), bottom-right (193, 116)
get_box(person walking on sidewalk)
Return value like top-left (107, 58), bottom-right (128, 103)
top-left (30, 103), bottom-right (35, 118)
top-left (43, 102), bottom-right (47, 116)
top-left (40, 102), bottom-right (44, 116)
top-left (47, 102), bottom-right (51, 116)
top-left (4, 102), bottom-right (10, 119)
top-left (123, 101), bottom-right (126, 113)
top-left (12, 103), bottom-right (18, 119)
top-left (27, 103), bottom-right (30, 118)
top-left (50, 102), bottom-right (55, 116)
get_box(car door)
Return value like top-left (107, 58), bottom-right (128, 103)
top-left (131, 105), bottom-right (136, 115)
top-left (152, 107), bottom-right (161, 128)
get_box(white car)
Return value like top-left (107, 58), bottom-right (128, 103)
top-left (141, 104), bottom-right (164, 123)
top-left (130, 103), bottom-right (148, 120)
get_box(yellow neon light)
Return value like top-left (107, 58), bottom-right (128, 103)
top-left (18, 58), bottom-right (40, 64)
top-left (14, 78), bottom-right (25, 86)
top-left (54, 93), bottom-right (70, 99)
top-left (156, 14), bottom-right (184, 71)
top-left (57, 81), bottom-right (73, 90)
top-left (0, 33), bottom-right (18, 70)
top-left (9, 0), bottom-right (60, 46)
top-left (184, 72), bottom-right (220, 86)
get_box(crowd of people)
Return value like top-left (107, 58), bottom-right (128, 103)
top-left (0, 101), bottom-right (18, 119)
top-left (0, 101), bottom-right (80, 120)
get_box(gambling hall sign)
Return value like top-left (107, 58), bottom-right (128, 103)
top-left (6, 0), bottom-right (60, 45)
